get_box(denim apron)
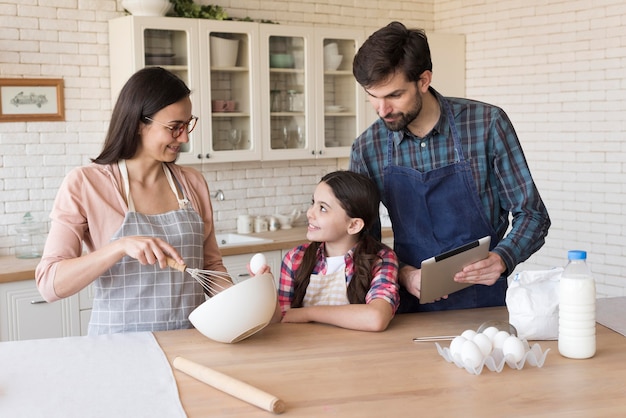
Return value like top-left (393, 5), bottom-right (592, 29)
top-left (384, 100), bottom-right (506, 312)
top-left (88, 161), bottom-right (205, 335)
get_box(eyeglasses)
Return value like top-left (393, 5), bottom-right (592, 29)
top-left (143, 115), bottom-right (198, 139)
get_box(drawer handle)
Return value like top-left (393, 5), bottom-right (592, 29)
top-left (30, 300), bottom-right (47, 304)
top-left (237, 273), bottom-right (251, 278)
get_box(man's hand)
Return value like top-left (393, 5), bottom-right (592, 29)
top-left (454, 252), bottom-right (506, 285)
top-left (399, 265), bottom-right (422, 298)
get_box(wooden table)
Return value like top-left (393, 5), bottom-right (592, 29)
top-left (155, 306), bottom-right (626, 417)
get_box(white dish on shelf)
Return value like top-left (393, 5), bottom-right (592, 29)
top-left (325, 105), bottom-right (346, 113)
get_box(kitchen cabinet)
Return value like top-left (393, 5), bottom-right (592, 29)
top-left (109, 16), bottom-right (366, 163)
top-left (109, 16), bottom-right (262, 164)
top-left (198, 20), bottom-right (263, 163)
top-left (221, 250), bottom-right (282, 287)
top-left (259, 25), bottom-right (367, 160)
top-left (109, 16), bottom-right (204, 164)
top-left (0, 279), bottom-right (81, 341)
top-left (315, 28), bottom-right (369, 158)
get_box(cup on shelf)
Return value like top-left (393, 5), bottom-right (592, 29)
top-left (227, 128), bottom-right (242, 149)
top-left (225, 100), bottom-right (237, 112)
top-left (212, 99), bottom-right (228, 112)
top-left (212, 99), bottom-right (237, 112)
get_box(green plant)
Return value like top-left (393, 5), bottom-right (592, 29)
top-left (168, 0), bottom-right (228, 19)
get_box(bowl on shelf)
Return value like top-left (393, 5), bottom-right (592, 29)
top-left (325, 105), bottom-right (347, 113)
top-left (210, 35), bottom-right (239, 68)
top-left (324, 54), bottom-right (343, 71)
top-left (121, 0), bottom-right (172, 16)
top-left (188, 273), bottom-right (277, 343)
top-left (323, 42), bottom-right (339, 57)
top-left (270, 53), bottom-right (294, 68)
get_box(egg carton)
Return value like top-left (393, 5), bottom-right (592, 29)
top-left (435, 340), bottom-right (550, 375)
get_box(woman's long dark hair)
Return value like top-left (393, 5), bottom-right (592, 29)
top-left (291, 171), bottom-right (390, 306)
top-left (92, 67), bottom-right (191, 164)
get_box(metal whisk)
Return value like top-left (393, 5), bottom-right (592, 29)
top-left (167, 257), bottom-right (234, 297)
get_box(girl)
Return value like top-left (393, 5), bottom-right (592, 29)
top-left (272, 171), bottom-right (399, 331)
top-left (36, 67), bottom-right (229, 335)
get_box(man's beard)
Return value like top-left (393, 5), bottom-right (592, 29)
top-left (381, 95), bottom-right (422, 132)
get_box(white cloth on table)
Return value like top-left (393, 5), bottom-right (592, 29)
top-left (0, 332), bottom-right (186, 418)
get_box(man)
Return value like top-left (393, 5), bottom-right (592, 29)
top-left (349, 21), bottom-right (550, 312)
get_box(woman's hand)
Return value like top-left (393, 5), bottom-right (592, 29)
top-left (50, 235), bottom-right (182, 299)
top-left (118, 236), bottom-right (183, 268)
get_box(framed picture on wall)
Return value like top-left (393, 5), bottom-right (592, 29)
top-left (0, 78), bottom-right (65, 122)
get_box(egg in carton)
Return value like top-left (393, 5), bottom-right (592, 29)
top-left (435, 327), bottom-right (550, 375)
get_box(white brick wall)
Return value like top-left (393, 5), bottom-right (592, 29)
top-left (435, 0), bottom-right (626, 296)
top-left (1, 0), bottom-right (624, 297)
top-left (0, 0), bottom-right (434, 253)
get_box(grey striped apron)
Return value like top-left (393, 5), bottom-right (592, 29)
top-left (88, 161), bottom-right (205, 335)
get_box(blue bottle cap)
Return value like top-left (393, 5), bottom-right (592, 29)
top-left (568, 250), bottom-right (587, 260)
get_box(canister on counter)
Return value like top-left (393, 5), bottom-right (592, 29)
top-left (14, 212), bottom-right (45, 259)
top-left (237, 215), bottom-right (252, 234)
top-left (254, 216), bottom-right (268, 233)
top-left (269, 216), bottom-right (279, 232)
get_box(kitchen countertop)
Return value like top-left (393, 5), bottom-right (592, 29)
top-left (7, 305), bottom-right (626, 416)
top-left (156, 306), bottom-right (625, 416)
top-left (0, 226), bottom-right (393, 283)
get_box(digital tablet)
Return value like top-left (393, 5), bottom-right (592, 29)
top-left (419, 236), bottom-right (491, 304)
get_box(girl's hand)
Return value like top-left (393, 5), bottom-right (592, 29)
top-left (247, 263), bottom-right (272, 276)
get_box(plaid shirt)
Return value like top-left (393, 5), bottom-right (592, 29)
top-left (278, 242), bottom-right (400, 314)
top-left (349, 88), bottom-right (550, 274)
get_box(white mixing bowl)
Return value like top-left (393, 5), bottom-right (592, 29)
top-left (188, 273), bottom-right (277, 343)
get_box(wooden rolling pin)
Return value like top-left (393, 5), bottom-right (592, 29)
top-left (173, 357), bottom-right (286, 414)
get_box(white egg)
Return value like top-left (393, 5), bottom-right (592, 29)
top-left (461, 329), bottom-right (477, 340)
top-left (249, 253), bottom-right (267, 275)
top-left (449, 335), bottom-right (467, 360)
top-left (502, 335), bottom-right (526, 363)
top-left (481, 326), bottom-right (500, 341)
top-left (461, 340), bottom-right (484, 369)
top-left (492, 330), bottom-right (511, 350)
top-left (472, 333), bottom-right (493, 357)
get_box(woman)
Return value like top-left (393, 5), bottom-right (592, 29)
top-left (36, 67), bottom-right (228, 335)
top-left (271, 171), bottom-right (399, 331)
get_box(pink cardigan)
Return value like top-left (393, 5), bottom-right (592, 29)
top-left (35, 162), bottom-right (225, 302)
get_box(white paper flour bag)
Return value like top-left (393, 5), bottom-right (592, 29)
top-left (506, 267), bottom-right (563, 340)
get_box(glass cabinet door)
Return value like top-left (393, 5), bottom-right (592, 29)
top-left (111, 17), bottom-right (202, 166)
top-left (198, 20), bottom-right (261, 163)
top-left (143, 27), bottom-right (201, 164)
top-left (260, 25), bottom-right (315, 160)
top-left (316, 28), bottom-right (366, 158)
